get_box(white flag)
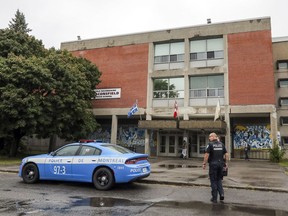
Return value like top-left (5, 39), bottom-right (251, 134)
top-left (214, 100), bottom-right (220, 121)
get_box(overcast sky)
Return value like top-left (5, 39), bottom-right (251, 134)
top-left (1, 0), bottom-right (288, 49)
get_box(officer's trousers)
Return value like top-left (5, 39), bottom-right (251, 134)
top-left (209, 162), bottom-right (224, 201)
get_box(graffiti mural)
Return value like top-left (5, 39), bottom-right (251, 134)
top-left (90, 126), bottom-right (111, 143)
top-left (233, 125), bottom-right (272, 149)
top-left (118, 126), bottom-right (145, 146)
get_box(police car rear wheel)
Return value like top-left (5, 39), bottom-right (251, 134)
top-left (22, 163), bottom-right (39, 184)
top-left (93, 167), bottom-right (114, 190)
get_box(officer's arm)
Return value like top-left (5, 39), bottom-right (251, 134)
top-left (224, 152), bottom-right (229, 167)
top-left (202, 153), bottom-right (209, 169)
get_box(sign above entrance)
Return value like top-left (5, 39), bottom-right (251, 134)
top-left (94, 88), bottom-right (121, 99)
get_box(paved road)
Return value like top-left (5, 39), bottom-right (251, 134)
top-left (1, 171), bottom-right (288, 216)
top-left (1, 157), bottom-right (288, 192)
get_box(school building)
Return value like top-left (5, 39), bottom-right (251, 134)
top-left (60, 17), bottom-right (286, 159)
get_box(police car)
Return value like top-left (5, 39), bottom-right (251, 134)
top-left (18, 141), bottom-right (151, 190)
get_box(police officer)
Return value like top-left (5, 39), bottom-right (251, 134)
top-left (202, 132), bottom-right (229, 203)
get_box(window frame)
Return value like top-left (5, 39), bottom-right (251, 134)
top-left (154, 41), bottom-right (185, 64)
top-left (153, 77), bottom-right (184, 99)
top-left (276, 60), bottom-right (288, 70)
top-left (280, 117), bottom-right (288, 126)
top-left (281, 136), bottom-right (288, 145)
top-left (190, 37), bottom-right (224, 62)
top-left (189, 75), bottom-right (224, 99)
top-left (279, 97), bottom-right (288, 106)
top-left (278, 79), bottom-right (288, 88)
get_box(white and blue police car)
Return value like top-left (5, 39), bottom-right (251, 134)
top-left (18, 141), bottom-right (151, 190)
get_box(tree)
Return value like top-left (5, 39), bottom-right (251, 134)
top-left (35, 49), bottom-right (101, 152)
top-left (8, 9), bottom-right (31, 34)
top-left (0, 55), bottom-right (51, 156)
top-left (0, 11), bottom-right (101, 156)
top-left (0, 29), bottom-right (46, 58)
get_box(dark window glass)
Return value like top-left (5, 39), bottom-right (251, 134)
top-left (190, 53), bottom-right (197, 60)
top-left (170, 55), bottom-right (177, 62)
top-left (207, 51), bottom-right (215, 59)
top-left (55, 145), bottom-right (80, 156)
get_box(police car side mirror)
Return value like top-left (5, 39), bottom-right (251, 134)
top-left (50, 151), bottom-right (56, 156)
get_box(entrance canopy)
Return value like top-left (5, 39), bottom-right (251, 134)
top-left (180, 120), bottom-right (226, 133)
top-left (138, 120), bottom-right (226, 133)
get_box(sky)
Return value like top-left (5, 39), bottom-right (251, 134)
top-left (1, 0), bottom-right (288, 49)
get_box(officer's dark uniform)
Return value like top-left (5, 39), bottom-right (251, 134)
top-left (205, 139), bottom-right (227, 202)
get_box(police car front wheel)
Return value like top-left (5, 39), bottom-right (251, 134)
top-left (22, 163), bottom-right (39, 184)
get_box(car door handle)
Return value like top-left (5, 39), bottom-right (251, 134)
top-left (92, 160), bottom-right (96, 162)
top-left (67, 160), bottom-right (71, 163)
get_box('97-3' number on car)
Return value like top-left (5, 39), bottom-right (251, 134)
top-left (54, 166), bottom-right (66, 174)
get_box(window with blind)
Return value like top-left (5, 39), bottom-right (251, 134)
top-left (276, 60), bottom-right (288, 70)
top-left (279, 98), bottom-right (288, 106)
top-left (189, 75), bottom-right (224, 98)
top-left (154, 42), bottom-right (185, 64)
top-left (190, 38), bottom-right (224, 67)
top-left (278, 79), bottom-right (288, 88)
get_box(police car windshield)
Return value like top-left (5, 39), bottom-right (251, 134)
top-left (103, 145), bottom-right (133, 154)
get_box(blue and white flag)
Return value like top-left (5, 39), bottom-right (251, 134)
top-left (128, 103), bottom-right (139, 118)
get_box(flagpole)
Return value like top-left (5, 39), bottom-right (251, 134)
top-left (135, 99), bottom-right (142, 120)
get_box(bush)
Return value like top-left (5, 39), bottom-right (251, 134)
top-left (269, 144), bottom-right (285, 163)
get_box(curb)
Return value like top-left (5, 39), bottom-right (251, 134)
top-left (138, 179), bottom-right (288, 193)
top-left (0, 169), bottom-right (18, 174)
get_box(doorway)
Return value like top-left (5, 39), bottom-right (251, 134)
top-left (158, 133), bottom-right (183, 157)
top-left (189, 134), bottom-right (207, 157)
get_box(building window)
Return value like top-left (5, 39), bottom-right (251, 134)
top-left (190, 37), bottom-right (224, 67)
top-left (280, 117), bottom-right (288, 125)
top-left (153, 77), bottom-right (184, 99)
top-left (154, 42), bottom-right (184, 64)
top-left (189, 75), bottom-right (224, 98)
top-left (279, 98), bottom-right (288, 106)
top-left (276, 60), bottom-right (288, 70)
top-left (278, 79), bottom-right (288, 88)
top-left (282, 137), bottom-right (288, 145)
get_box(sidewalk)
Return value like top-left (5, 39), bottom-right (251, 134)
top-left (140, 157), bottom-right (288, 193)
top-left (1, 158), bottom-right (288, 193)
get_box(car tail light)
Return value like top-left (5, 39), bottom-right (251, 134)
top-left (125, 157), bottom-right (148, 164)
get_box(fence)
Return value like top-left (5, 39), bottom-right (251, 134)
top-left (233, 149), bottom-right (270, 160)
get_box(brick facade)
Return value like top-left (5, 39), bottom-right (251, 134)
top-left (73, 44), bottom-right (149, 108)
top-left (228, 30), bottom-right (275, 105)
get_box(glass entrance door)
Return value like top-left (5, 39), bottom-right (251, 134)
top-left (198, 135), bottom-right (207, 156)
top-left (158, 134), bottom-right (181, 157)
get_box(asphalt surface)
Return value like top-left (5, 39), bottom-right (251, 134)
top-left (1, 158), bottom-right (288, 193)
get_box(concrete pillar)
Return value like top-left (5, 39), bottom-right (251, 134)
top-left (111, 115), bottom-right (118, 144)
top-left (144, 129), bottom-right (150, 155)
top-left (184, 38), bottom-right (190, 119)
top-left (270, 108), bottom-right (278, 147)
top-left (225, 107), bottom-right (231, 160)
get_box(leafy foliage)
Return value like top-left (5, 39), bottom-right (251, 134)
top-left (0, 10), bottom-right (101, 156)
top-left (8, 9), bottom-right (31, 33)
top-left (269, 144), bottom-right (286, 163)
top-left (0, 29), bottom-right (46, 58)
